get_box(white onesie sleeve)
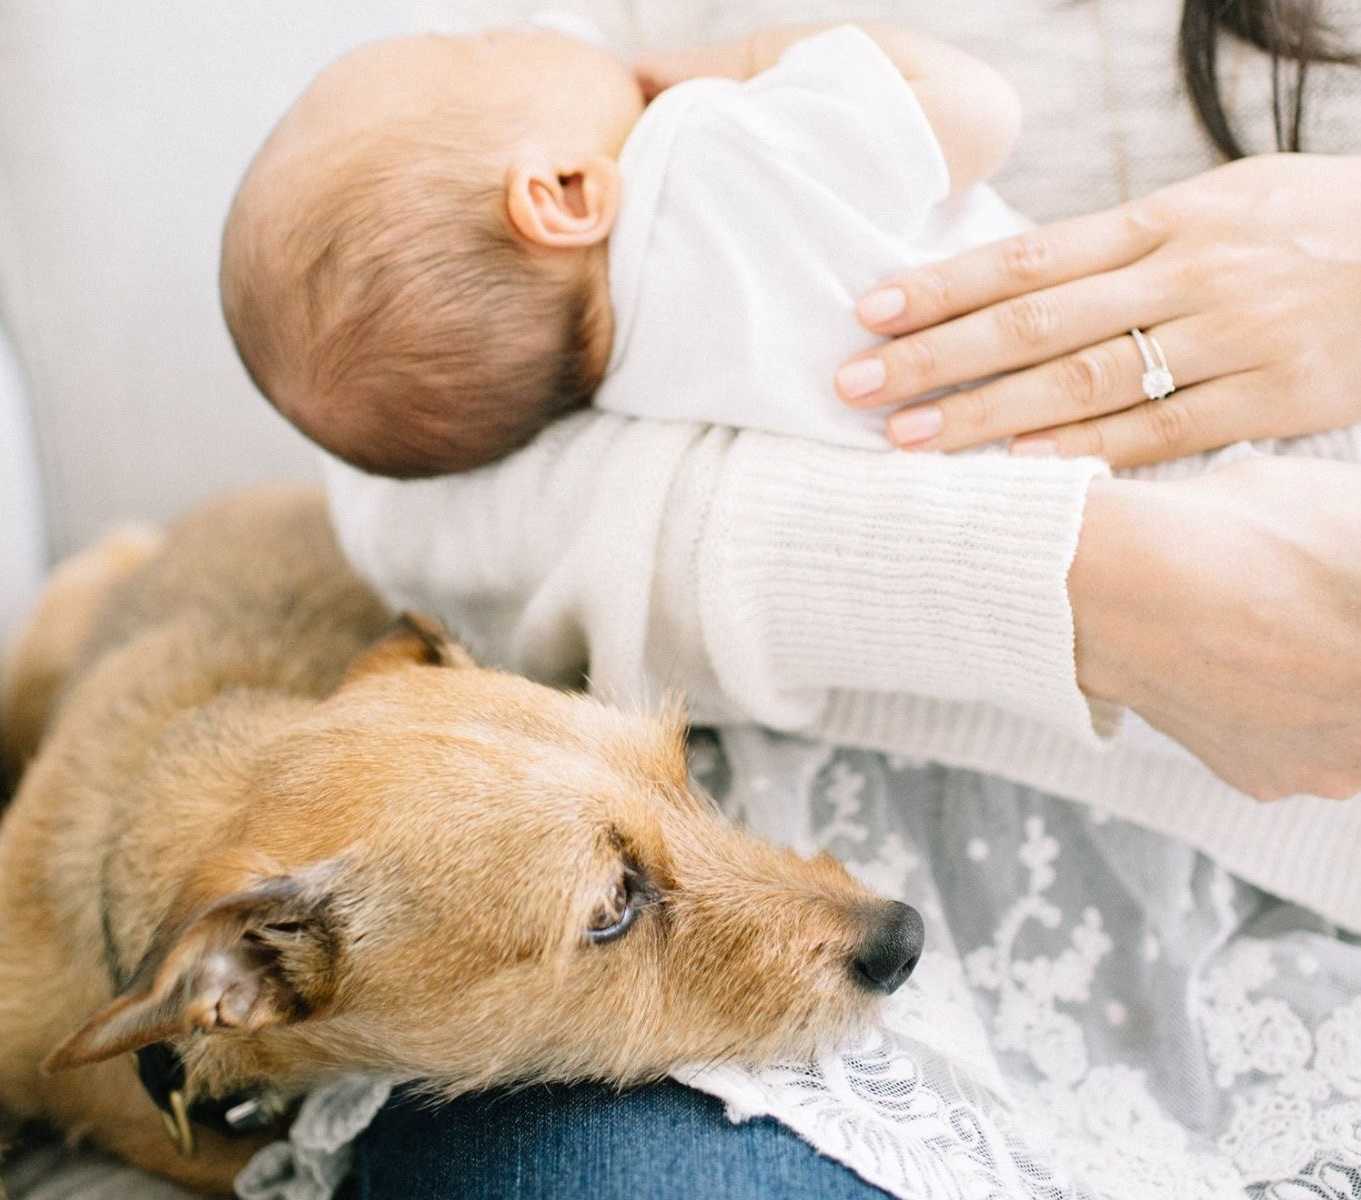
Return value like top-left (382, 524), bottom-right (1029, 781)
top-left (596, 25), bottom-right (989, 449)
top-left (733, 26), bottom-right (952, 222)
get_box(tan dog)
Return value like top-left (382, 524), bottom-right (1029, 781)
top-left (0, 487), bottom-right (922, 1195)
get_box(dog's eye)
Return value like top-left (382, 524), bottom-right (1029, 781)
top-left (586, 866), bottom-right (644, 945)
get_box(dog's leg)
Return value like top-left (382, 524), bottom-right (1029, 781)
top-left (37, 1058), bottom-right (262, 1196)
top-left (1, 525), bottom-right (163, 785)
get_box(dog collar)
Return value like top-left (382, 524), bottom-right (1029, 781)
top-left (135, 1042), bottom-right (294, 1157)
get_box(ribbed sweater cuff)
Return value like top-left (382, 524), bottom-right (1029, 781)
top-left (700, 438), bottom-right (1113, 743)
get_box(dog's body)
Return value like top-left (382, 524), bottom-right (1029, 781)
top-left (0, 488), bottom-right (921, 1193)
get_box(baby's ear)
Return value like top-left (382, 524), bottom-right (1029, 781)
top-left (506, 152), bottom-right (619, 249)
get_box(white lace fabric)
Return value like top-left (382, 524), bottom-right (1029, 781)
top-left (672, 733), bottom-right (1361, 1200)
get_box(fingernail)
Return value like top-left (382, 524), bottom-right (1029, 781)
top-left (1010, 438), bottom-right (1058, 457)
top-left (836, 358), bottom-right (886, 401)
top-left (889, 405), bottom-right (943, 446)
top-left (858, 287), bottom-right (906, 325)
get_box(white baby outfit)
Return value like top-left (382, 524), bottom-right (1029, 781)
top-left (595, 26), bottom-right (1026, 447)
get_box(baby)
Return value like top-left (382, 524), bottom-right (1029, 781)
top-left (221, 20), bottom-right (1026, 476)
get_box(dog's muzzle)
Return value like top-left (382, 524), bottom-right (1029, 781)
top-left (851, 901), bottom-right (924, 995)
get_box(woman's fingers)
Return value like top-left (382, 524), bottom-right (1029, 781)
top-left (1009, 372), bottom-right (1267, 468)
top-left (836, 262), bottom-right (1180, 407)
top-left (856, 202), bottom-right (1168, 338)
top-left (885, 317), bottom-right (1238, 454)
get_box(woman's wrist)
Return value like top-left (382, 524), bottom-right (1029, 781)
top-left (1068, 475), bottom-right (1165, 708)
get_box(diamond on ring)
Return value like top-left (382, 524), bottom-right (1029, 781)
top-left (1130, 328), bottom-right (1176, 401)
top-left (1142, 364), bottom-right (1175, 400)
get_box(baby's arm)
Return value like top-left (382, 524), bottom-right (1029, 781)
top-left (636, 24), bottom-right (1022, 194)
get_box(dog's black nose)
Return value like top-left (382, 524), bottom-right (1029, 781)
top-left (852, 901), bottom-right (924, 994)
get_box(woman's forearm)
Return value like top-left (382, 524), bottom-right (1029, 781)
top-left (692, 432), bottom-right (1109, 737)
top-left (328, 408), bottom-right (1361, 801)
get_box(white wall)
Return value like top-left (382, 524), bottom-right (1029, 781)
top-left (0, 326), bottom-right (45, 639)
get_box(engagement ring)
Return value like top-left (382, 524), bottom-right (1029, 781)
top-left (1131, 328), bottom-right (1176, 401)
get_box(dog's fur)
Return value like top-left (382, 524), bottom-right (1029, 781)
top-left (0, 488), bottom-right (914, 1193)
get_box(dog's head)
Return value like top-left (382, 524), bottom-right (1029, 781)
top-left (46, 615), bottom-right (922, 1092)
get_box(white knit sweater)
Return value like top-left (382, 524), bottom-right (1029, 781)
top-left (326, 0), bottom-right (1361, 929)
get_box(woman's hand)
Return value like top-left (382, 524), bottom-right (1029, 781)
top-left (1071, 457), bottom-right (1361, 801)
top-left (837, 154), bottom-right (1361, 467)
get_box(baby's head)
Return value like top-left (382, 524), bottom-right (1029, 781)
top-left (221, 30), bottom-right (643, 476)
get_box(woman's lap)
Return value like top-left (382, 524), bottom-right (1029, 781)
top-left (351, 1080), bottom-right (888, 1200)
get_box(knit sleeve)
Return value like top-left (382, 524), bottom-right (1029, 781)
top-left (694, 435), bottom-right (1113, 740)
top-left (323, 411), bottom-right (1112, 746)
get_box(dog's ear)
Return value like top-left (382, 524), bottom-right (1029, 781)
top-left (342, 611), bottom-right (474, 686)
top-left (43, 863), bottom-right (344, 1073)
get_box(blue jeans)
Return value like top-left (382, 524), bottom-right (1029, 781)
top-left (351, 1081), bottom-right (889, 1199)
